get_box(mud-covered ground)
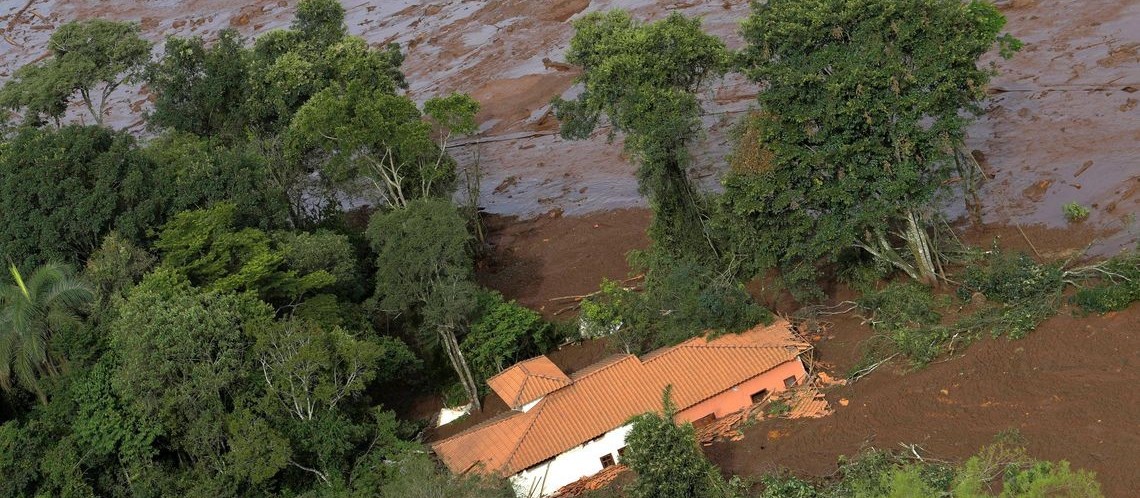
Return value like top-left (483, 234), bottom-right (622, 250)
top-left (6, 0), bottom-right (1133, 241)
top-left (3, 0), bottom-right (1139, 496)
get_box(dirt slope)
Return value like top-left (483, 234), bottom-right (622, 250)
top-left (707, 307), bottom-right (1140, 498)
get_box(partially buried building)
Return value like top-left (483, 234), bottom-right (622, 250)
top-left (430, 318), bottom-right (812, 497)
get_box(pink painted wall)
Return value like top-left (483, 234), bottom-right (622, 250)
top-left (676, 359), bottom-right (807, 423)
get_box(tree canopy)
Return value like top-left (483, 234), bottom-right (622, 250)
top-left (720, 0), bottom-right (1020, 298)
top-left (554, 10), bottom-right (728, 262)
top-left (0, 19), bottom-right (151, 126)
top-left (0, 125), bottom-right (164, 267)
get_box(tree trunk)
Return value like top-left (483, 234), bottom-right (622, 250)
top-left (901, 209), bottom-right (939, 286)
top-left (439, 325), bottom-right (481, 411)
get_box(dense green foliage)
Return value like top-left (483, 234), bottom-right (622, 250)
top-left (0, 125), bottom-right (164, 267)
top-left (581, 260), bottom-right (772, 354)
top-left (0, 2), bottom-right (1123, 496)
top-left (624, 387), bottom-right (733, 498)
top-left (721, 0), bottom-right (1021, 298)
top-left (0, 263), bottom-right (92, 401)
top-left (463, 290), bottom-right (562, 388)
top-left (556, 11), bottom-right (773, 351)
top-left (1070, 252), bottom-right (1140, 313)
top-left (154, 202), bottom-right (336, 302)
top-left (146, 30), bottom-right (250, 139)
top-left (757, 440), bottom-right (1102, 498)
top-left (554, 10), bottom-right (728, 263)
top-left (0, 1), bottom-right (531, 494)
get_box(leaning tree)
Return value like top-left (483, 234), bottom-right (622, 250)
top-left (721, 0), bottom-right (1020, 298)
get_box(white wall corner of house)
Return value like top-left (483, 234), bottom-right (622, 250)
top-left (509, 424), bottom-right (633, 498)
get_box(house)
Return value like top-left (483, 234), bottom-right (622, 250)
top-left (430, 318), bottom-right (812, 497)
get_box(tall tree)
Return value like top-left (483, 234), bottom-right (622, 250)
top-left (154, 202), bottom-right (335, 303)
top-left (722, 0), bottom-right (1020, 297)
top-left (0, 263), bottom-right (92, 402)
top-left (368, 198), bottom-right (482, 410)
top-left (553, 10), bottom-right (729, 263)
top-left (146, 29), bottom-right (251, 139)
top-left (624, 386), bottom-right (730, 498)
top-left (0, 19), bottom-right (151, 126)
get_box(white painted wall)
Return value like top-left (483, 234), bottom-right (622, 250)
top-left (437, 403), bottom-right (472, 427)
top-left (510, 424), bottom-right (633, 498)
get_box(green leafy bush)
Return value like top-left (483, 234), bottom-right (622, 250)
top-left (958, 251), bottom-right (1063, 303)
top-left (1070, 253), bottom-right (1140, 313)
top-left (858, 283), bottom-right (952, 366)
top-left (462, 290), bottom-right (561, 388)
top-left (1063, 202), bottom-right (1091, 222)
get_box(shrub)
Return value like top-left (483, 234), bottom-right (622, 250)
top-left (758, 475), bottom-right (817, 498)
top-left (764, 400), bottom-right (792, 417)
top-left (958, 251), bottom-right (1063, 303)
top-left (1070, 252), bottom-right (1140, 314)
top-left (1063, 202), bottom-right (1091, 222)
top-left (857, 283), bottom-right (951, 366)
top-left (462, 290), bottom-right (560, 388)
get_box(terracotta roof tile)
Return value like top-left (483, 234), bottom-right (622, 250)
top-left (487, 356), bottom-right (572, 409)
top-left (432, 319), bottom-right (810, 476)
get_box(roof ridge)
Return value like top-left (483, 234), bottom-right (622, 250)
top-left (431, 408), bottom-right (528, 446)
top-left (570, 353), bottom-right (637, 380)
top-left (512, 376), bottom-right (532, 407)
top-left (525, 372), bottom-right (573, 384)
top-left (502, 398), bottom-right (548, 474)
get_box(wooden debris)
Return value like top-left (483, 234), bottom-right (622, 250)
top-left (549, 464), bottom-right (628, 498)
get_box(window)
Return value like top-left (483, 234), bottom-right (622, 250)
top-left (617, 447), bottom-right (627, 460)
top-left (750, 389), bottom-right (770, 404)
top-left (783, 376), bottom-right (798, 388)
top-left (600, 453), bottom-right (616, 468)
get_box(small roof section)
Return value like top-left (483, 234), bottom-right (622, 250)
top-left (487, 356), bottom-right (572, 409)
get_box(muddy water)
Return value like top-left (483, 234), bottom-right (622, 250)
top-left (1, 0), bottom-right (1137, 252)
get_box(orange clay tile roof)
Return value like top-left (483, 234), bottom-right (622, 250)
top-left (487, 356), bottom-right (573, 409)
top-left (432, 319), bottom-right (810, 476)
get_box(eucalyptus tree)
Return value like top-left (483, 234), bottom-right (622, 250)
top-left (721, 0), bottom-right (1020, 297)
top-left (0, 19), bottom-right (151, 126)
top-left (553, 10), bottom-right (729, 263)
top-left (0, 263), bottom-right (92, 402)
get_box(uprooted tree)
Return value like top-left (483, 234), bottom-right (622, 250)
top-left (720, 0), bottom-right (1021, 299)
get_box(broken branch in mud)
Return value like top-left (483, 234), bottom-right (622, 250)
top-left (1015, 224), bottom-right (1042, 258)
top-left (849, 353), bottom-right (899, 382)
top-left (548, 275), bottom-right (644, 316)
top-left (6, 0), bottom-right (38, 32)
top-left (548, 274), bottom-right (644, 302)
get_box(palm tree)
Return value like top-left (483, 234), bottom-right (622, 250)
top-left (0, 263), bottom-right (93, 402)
